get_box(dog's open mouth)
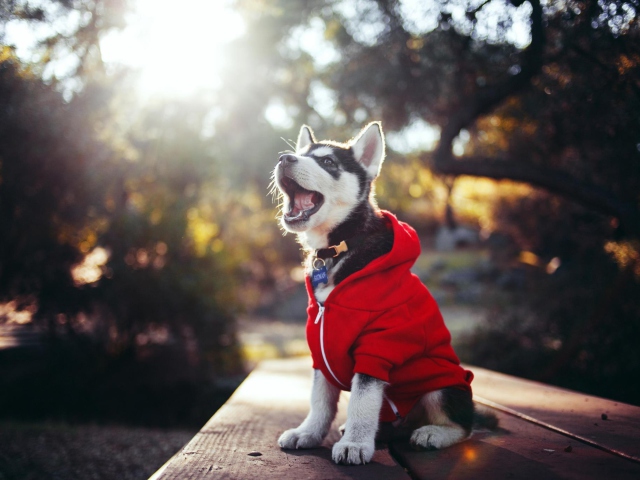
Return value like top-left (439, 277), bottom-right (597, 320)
top-left (280, 176), bottom-right (324, 222)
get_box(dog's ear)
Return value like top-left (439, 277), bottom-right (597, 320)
top-left (296, 125), bottom-right (316, 153)
top-left (351, 122), bottom-right (385, 178)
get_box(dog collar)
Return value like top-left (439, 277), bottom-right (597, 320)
top-left (315, 241), bottom-right (348, 260)
top-left (314, 235), bottom-right (366, 260)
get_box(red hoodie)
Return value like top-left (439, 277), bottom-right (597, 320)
top-left (305, 211), bottom-right (473, 423)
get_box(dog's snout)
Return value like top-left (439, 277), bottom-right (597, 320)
top-left (279, 154), bottom-right (298, 165)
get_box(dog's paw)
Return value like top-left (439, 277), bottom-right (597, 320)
top-left (331, 438), bottom-right (374, 465)
top-left (338, 423), bottom-right (346, 436)
top-left (278, 428), bottom-right (323, 450)
top-left (410, 425), bottom-right (467, 451)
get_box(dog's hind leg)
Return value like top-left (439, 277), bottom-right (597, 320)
top-left (332, 373), bottom-right (385, 465)
top-left (278, 369), bottom-right (340, 449)
top-left (409, 388), bottom-right (473, 450)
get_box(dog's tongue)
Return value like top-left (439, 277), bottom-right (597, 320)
top-left (292, 191), bottom-right (316, 215)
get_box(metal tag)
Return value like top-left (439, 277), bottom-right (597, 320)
top-left (311, 265), bottom-right (328, 288)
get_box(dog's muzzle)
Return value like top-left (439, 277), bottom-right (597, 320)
top-left (276, 155), bottom-right (324, 224)
top-left (279, 153), bottom-right (297, 165)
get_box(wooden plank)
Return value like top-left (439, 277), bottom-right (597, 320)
top-left (152, 357), bottom-right (640, 479)
top-left (390, 410), bottom-right (640, 480)
top-left (469, 366), bottom-right (640, 461)
top-left (151, 357), bottom-right (410, 480)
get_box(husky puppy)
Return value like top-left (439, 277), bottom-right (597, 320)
top-left (273, 123), bottom-right (495, 465)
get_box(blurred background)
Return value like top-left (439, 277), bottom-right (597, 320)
top-left (0, 0), bottom-right (638, 478)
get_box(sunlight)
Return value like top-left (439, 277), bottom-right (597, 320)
top-left (399, 0), bottom-right (531, 48)
top-left (0, 301), bottom-right (35, 325)
top-left (385, 118), bottom-right (441, 154)
top-left (100, 0), bottom-right (245, 97)
top-left (71, 247), bottom-right (110, 286)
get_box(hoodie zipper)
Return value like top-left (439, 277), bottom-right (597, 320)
top-left (316, 303), bottom-right (403, 421)
top-left (314, 303), bottom-right (349, 389)
top-left (315, 301), bottom-right (403, 422)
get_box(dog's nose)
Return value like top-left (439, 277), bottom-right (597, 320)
top-left (279, 154), bottom-right (297, 165)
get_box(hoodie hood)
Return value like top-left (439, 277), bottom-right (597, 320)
top-left (305, 210), bottom-right (423, 312)
top-left (362, 210), bottom-right (421, 275)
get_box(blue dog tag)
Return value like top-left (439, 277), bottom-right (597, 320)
top-left (311, 265), bottom-right (328, 288)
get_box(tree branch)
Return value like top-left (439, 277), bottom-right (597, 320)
top-left (435, 0), bottom-right (544, 156)
top-left (428, 155), bottom-right (640, 233)
top-left (431, 0), bottom-right (640, 235)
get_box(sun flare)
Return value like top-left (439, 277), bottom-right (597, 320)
top-left (100, 0), bottom-right (245, 97)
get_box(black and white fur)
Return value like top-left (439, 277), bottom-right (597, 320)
top-left (274, 123), bottom-right (495, 465)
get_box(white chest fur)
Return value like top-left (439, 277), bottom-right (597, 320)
top-left (314, 282), bottom-right (334, 304)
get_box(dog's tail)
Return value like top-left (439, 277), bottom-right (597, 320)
top-left (473, 407), bottom-right (499, 430)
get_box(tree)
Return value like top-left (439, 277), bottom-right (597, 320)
top-left (0, 49), bottom-right (104, 322)
top-left (0, 2), bottom-right (244, 424)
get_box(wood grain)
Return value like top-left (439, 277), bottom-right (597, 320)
top-left (390, 409), bottom-right (640, 480)
top-left (151, 357), bottom-right (409, 480)
top-left (469, 366), bottom-right (640, 460)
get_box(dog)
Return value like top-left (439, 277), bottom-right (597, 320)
top-left (273, 122), bottom-right (496, 465)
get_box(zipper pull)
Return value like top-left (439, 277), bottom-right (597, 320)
top-left (314, 304), bottom-right (325, 324)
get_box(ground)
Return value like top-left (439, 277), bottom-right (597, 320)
top-left (0, 422), bottom-right (193, 480)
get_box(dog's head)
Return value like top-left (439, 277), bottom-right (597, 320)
top-left (274, 122), bottom-right (385, 234)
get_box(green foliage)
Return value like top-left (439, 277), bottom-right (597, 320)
top-left (0, 43), bottom-right (253, 426)
top-left (0, 49), bottom-right (99, 317)
top-left (0, 45), bottom-right (242, 394)
top-left (461, 192), bottom-right (640, 404)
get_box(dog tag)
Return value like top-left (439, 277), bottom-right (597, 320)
top-left (311, 265), bottom-right (328, 288)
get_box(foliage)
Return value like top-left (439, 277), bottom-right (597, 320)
top-left (0, 44), bottom-right (242, 423)
top-left (460, 191), bottom-right (640, 404)
top-left (0, 0), bottom-right (127, 82)
top-left (0, 0), bottom-right (299, 384)
top-left (0, 49), bottom-right (101, 320)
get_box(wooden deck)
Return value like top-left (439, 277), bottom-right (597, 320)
top-left (151, 357), bottom-right (640, 479)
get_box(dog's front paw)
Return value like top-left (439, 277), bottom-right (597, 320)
top-left (331, 438), bottom-right (374, 465)
top-left (278, 428), bottom-right (324, 449)
top-left (410, 425), bottom-right (467, 450)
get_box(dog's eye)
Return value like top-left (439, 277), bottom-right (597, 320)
top-left (322, 157), bottom-right (335, 166)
